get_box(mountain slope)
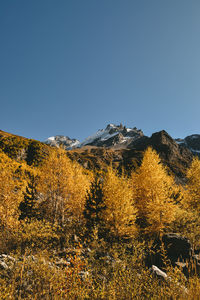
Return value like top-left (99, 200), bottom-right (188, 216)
top-left (0, 130), bottom-right (50, 166)
top-left (0, 125), bottom-right (198, 183)
top-left (67, 130), bottom-right (192, 183)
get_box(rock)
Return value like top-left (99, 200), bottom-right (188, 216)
top-left (146, 233), bottom-right (192, 268)
top-left (0, 261), bottom-right (8, 270)
top-left (162, 233), bottom-right (192, 263)
top-left (0, 254), bottom-right (15, 262)
top-left (0, 254), bottom-right (16, 279)
top-left (150, 265), bottom-right (188, 295)
top-left (0, 254), bottom-right (16, 270)
top-left (45, 135), bottom-right (80, 150)
top-left (151, 265), bottom-right (168, 281)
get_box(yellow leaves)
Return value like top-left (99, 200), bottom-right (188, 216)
top-left (131, 147), bottom-right (177, 235)
top-left (0, 152), bottom-right (23, 229)
top-left (0, 150), bottom-right (41, 230)
top-left (0, 141), bottom-right (195, 242)
top-left (19, 219), bottom-right (60, 250)
top-left (103, 167), bottom-right (137, 238)
top-left (184, 156), bottom-right (200, 210)
top-left (38, 148), bottom-right (92, 225)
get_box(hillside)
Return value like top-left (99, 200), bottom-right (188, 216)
top-left (1, 128), bottom-right (200, 298)
top-left (0, 130), bottom-right (50, 166)
top-left (0, 127), bottom-right (195, 183)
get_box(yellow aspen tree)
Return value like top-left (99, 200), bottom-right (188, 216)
top-left (103, 166), bottom-right (137, 239)
top-left (38, 148), bottom-right (91, 226)
top-left (184, 156), bottom-right (200, 210)
top-left (131, 147), bottom-right (177, 235)
top-left (0, 151), bottom-right (23, 229)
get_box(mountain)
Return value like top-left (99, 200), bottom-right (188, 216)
top-left (126, 130), bottom-right (193, 182)
top-left (45, 135), bottom-right (80, 150)
top-left (45, 124), bottom-right (144, 149)
top-left (1, 124), bottom-right (199, 183)
top-left (66, 129), bottom-right (193, 183)
top-left (45, 124), bottom-right (198, 183)
top-left (44, 124), bottom-right (200, 158)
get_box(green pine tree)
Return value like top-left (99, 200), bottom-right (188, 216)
top-left (19, 173), bottom-right (39, 221)
top-left (83, 177), bottom-right (106, 239)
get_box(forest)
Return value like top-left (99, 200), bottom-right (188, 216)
top-left (0, 141), bottom-right (200, 299)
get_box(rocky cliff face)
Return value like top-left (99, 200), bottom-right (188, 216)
top-left (45, 135), bottom-right (80, 150)
top-left (176, 134), bottom-right (200, 155)
top-left (124, 130), bottom-right (193, 182)
top-left (129, 130), bottom-right (192, 165)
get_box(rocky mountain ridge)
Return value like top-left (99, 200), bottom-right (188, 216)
top-left (45, 124), bottom-right (144, 149)
top-left (45, 135), bottom-right (80, 149)
top-left (45, 124), bottom-right (200, 155)
top-left (0, 125), bottom-right (199, 184)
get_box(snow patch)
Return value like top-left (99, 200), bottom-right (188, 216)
top-left (47, 136), bottom-right (55, 141)
top-left (80, 127), bottom-right (119, 146)
top-left (70, 140), bottom-right (81, 148)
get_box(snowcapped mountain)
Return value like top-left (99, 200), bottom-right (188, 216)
top-left (45, 135), bottom-right (80, 150)
top-left (44, 124), bottom-right (144, 149)
top-left (44, 124), bottom-right (200, 157)
top-left (80, 124), bottom-right (144, 148)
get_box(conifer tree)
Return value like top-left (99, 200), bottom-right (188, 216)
top-left (83, 177), bottom-right (106, 238)
top-left (131, 147), bottom-right (177, 235)
top-left (19, 172), bottom-right (39, 221)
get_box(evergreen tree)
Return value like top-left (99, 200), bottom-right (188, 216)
top-left (19, 173), bottom-right (38, 221)
top-left (83, 177), bottom-right (106, 238)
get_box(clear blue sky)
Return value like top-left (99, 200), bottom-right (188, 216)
top-left (1, 0), bottom-right (200, 141)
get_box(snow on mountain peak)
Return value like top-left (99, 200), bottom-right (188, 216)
top-left (45, 135), bottom-right (80, 149)
top-left (44, 123), bottom-right (144, 149)
top-left (80, 124), bottom-right (120, 147)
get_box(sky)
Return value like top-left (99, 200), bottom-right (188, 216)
top-left (1, 0), bottom-right (200, 142)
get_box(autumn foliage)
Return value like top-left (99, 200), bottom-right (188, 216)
top-left (131, 147), bottom-right (177, 235)
top-left (184, 156), bottom-right (200, 210)
top-left (103, 166), bottom-right (137, 239)
top-left (37, 148), bottom-right (92, 226)
top-left (1, 143), bottom-right (200, 298)
top-left (0, 151), bottom-right (23, 230)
